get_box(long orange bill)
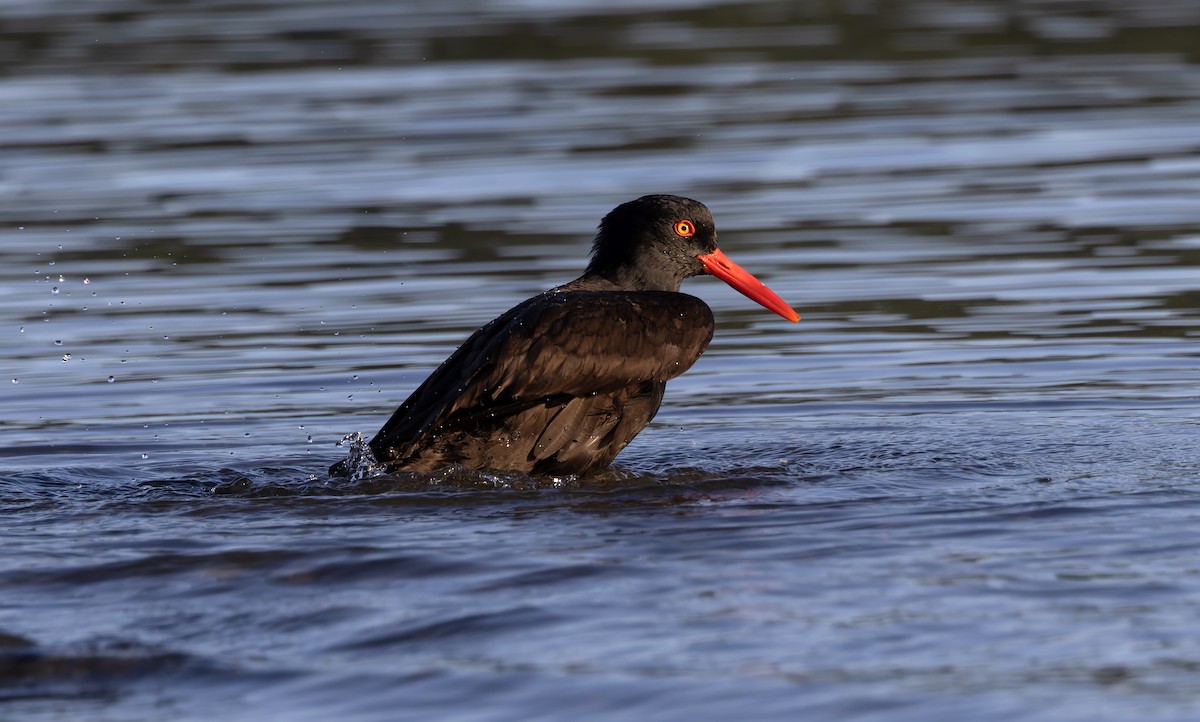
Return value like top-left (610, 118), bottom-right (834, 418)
top-left (698, 248), bottom-right (800, 323)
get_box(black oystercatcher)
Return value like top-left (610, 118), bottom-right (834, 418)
top-left (336, 195), bottom-right (798, 477)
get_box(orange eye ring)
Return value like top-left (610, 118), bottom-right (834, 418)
top-left (673, 219), bottom-right (695, 237)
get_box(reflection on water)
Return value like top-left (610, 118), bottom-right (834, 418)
top-left (3, 1), bottom-right (1200, 720)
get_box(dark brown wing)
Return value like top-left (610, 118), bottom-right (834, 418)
top-left (368, 290), bottom-right (714, 472)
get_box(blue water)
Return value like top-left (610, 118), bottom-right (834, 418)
top-left (3, 1), bottom-right (1200, 720)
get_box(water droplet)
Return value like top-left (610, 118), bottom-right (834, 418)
top-left (48, 260), bottom-right (55, 266)
top-left (10, 378), bottom-right (17, 384)
top-left (51, 287), bottom-right (59, 295)
top-left (107, 376), bottom-right (115, 383)
top-left (140, 453), bottom-right (149, 459)
top-left (58, 275), bottom-right (64, 282)
top-left (18, 327), bottom-right (24, 333)
top-left (62, 353), bottom-right (71, 362)
top-left (54, 340), bottom-right (63, 346)
top-left (306, 436), bottom-right (314, 444)
top-left (83, 277), bottom-right (91, 285)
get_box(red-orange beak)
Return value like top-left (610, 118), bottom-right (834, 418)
top-left (698, 248), bottom-right (800, 323)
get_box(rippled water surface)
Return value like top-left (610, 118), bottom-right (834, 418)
top-left (3, 1), bottom-right (1200, 720)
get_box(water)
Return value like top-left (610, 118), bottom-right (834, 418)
top-left (3, 0), bottom-right (1200, 719)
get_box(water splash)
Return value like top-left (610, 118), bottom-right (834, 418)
top-left (335, 432), bottom-right (384, 481)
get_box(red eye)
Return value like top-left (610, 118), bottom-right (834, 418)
top-left (673, 220), bottom-right (695, 237)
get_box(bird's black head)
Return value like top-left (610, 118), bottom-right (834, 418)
top-left (586, 195), bottom-right (718, 292)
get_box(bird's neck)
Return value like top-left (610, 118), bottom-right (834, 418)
top-left (558, 262), bottom-right (685, 293)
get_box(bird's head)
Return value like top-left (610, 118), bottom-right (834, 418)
top-left (588, 194), bottom-right (799, 322)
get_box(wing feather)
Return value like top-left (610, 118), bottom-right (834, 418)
top-left (369, 291), bottom-right (713, 467)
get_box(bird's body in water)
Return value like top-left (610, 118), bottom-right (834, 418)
top-left (334, 195), bottom-right (798, 477)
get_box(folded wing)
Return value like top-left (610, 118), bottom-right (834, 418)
top-left (369, 291), bottom-right (714, 473)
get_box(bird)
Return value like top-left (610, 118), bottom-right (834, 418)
top-left (334, 194), bottom-right (798, 477)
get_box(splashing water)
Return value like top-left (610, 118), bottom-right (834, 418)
top-left (335, 432), bottom-right (384, 481)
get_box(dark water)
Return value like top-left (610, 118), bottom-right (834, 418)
top-left (4, 1), bottom-right (1200, 719)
